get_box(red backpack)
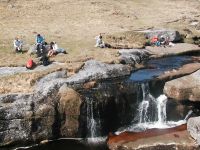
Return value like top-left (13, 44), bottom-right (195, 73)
top-left (26, 59), bottom-right (34, 69)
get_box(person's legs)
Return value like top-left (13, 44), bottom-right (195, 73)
top-left (36, 46), bottom-right (41, 57)
top-left (48, 50), bottom-right (54, 57)
top-left (15, 47), bottom-right (18, 53)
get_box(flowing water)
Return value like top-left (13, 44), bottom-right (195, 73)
top-left (130, 56), bottom-right (192, 81)
top-left (14, 56), bottom-right (196, 150)
top-left (116, 83), bottom-right (192, 134)
top-left (86, 97), bottom-right (102, 142)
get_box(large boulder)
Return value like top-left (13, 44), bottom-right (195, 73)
top-left (118, 49), bottom-right (149, 65)
top-left (66, 60), bottom-right (131, 84)
top-left (141, 29), bottom-right (181, 42)
top-left (58, 85), bottom-right (82, 137)
top-left (187, 116), bottom-right (200, 145)
top-left (164, 69), bottom-right (200, 101)
top-left (0, 93), bottom-right (56, 146)
top-left (0, 71), bottom-right (71, 147)
top-left (146, 43), bottom-right (200, 58)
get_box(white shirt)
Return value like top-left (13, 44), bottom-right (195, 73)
top-left (52, 43), bottom-right (58, 51)
top-left (95, 35), bottom-right (104, 47)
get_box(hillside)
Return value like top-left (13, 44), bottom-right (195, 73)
top-left (0, 0), bottom-right (200, 67)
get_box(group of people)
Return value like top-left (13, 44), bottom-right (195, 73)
top-left (150, 36), bottom-right (175, 47)
top-left (13, 34), bottom-right (66, 57)
top-left (13, 34), bottom-right (68, 69)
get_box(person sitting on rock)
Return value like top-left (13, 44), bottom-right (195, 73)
top-left (95, 33), bottom-right (106, 48)
top-left (48, 41), bottom-right (66, 57)
top-left (13, 37), bottom-right (23, 53)
top-left (36, 34), bottom-right (45, 57)
top-left (151, 36), bottom-right (161, 47)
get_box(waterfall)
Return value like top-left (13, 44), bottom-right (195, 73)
top-left (129, 82), bottom-right (191, 132)
top-left (157, 95), bottom-right (167, 124)
top-left (86, 97), bottom-right (97, 138)
top-left (184, 110), bottom-right (193, 120)
top-left (138, 100), bottom-right (149, 123)
top-left (138, 83), bottom-right (168, 126)
top-left (138, 83), bottom-right (155, 124)
top-left (131, 83), bottom-right (170, 130)
top-left (86, 97), bottom-right (101, 140)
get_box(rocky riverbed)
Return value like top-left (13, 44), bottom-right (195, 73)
top-left (0, 30), bottom-right (200, 150)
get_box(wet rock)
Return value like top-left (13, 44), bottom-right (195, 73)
top-left (157, 63), bottom-right (200, 81)
top-left (83, 81), bottom-right (97, 89)
top-left (108, 124), bottom-right (198, 150)
top-left (187, 116), bottom-right (200, 145)
top-left (141, 29), bottom-right (181, 42)
top-left (66, 60), bottom-right (131, 84)
top-left (164, 69), bottom-right (200, 101)
top-left (58, 85), bottom-right (82, 137)
top-left (118, 49), bottom-right (149, 65)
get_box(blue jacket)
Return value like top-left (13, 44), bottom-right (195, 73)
top-left (36, 36), bottom-right (44, 44)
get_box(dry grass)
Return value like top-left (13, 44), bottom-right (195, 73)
top-left (0, 0), bottom-right (200, 94)
top-left (0, 0), bottom-right (199, 67)
top-left (104, 31), bottom-right (146, 49)
top-left (0, 66), bottom-right (65, 94)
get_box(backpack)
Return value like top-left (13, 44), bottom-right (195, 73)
top-left (40, 55), bottom-right (50, 66)
top-left (26, 59), bottom-right (34, 69)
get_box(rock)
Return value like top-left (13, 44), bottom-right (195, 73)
top-left (187, 117), bottom-right (200, 145)
top-left (0, 64), bottom-right (63, 77)
top-left (108, 124), bottom-right (198, 150)
top-left (83, 81), bottom-right (97, 89)
top-left (141, 29), bottom-right (181, 42)
top-left (146, 43), bottom-right (200, 58)
top-left (104, 31), bottom-right (146, 49)
top-left (34, 70), bottom-right (67, 96)
top-left (0, 94), bottom-right (33, 146)
top-left (28, 44), bottom-right (50, 55)
top-left (28, 44), bottom-right (37, 54)
top-left (0, 71), bottom-right (71, 146)
top-left (0, 93), bottom-right (57, 146)
top-left (66, 60), bottom-right (131, 84)
top-left (164, 69), bottom-right (200, 101)
top-left (58, 85), bottom-right (82, 137)
top-left (118, 49), bottom-right (149, 65)
top-left (157, 63), bottom-right (200, 81)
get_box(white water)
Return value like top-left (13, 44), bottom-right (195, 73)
top-left (137, 83), bottom-right (155, 124)
top-left (116, 83), bottom-right (193, 134)
top-left (86, 97), bottom-right (97, 138)
top-left (86, 97), bottom-right (102, 142)
top-left (137, 83), bottom-right (174, 128)
top-left (157, 94), bottom-right (167, 125)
